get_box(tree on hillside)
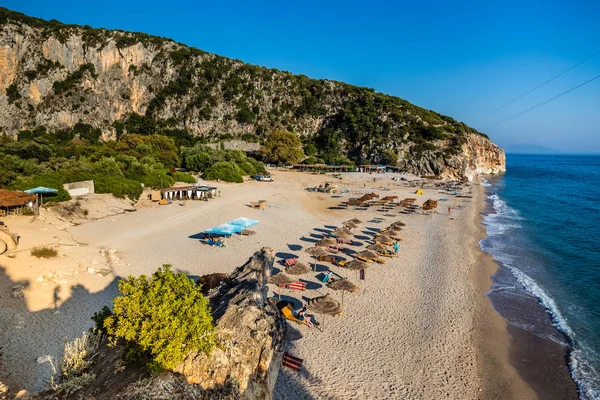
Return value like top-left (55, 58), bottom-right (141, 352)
top-left (99, 265), bottom-right (216, 372)
top-left (260, 130), bottom-right (304, 166)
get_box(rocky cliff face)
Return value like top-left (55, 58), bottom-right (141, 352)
top-left (36, 247), bottom-right (285, 400)
top-left (0, 7), bottom-right (505, 178)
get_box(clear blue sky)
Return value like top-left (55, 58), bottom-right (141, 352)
top-left (3, 0), bottom-right (600, 153)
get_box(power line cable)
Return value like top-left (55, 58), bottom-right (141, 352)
top-left (474, 48), bottom-right (600, 120)
top-left (481, 73), bottom-right (600, 129)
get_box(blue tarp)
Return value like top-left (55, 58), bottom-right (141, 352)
top-left (228, 217), bottom-right (259, 229)
top-left (24, 186), bottom-right (58, 194)
top-left (204, 223), bottom-right (243, 236)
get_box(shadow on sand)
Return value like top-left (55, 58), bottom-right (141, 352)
top-left (0, 264), bottom-right (120, 394)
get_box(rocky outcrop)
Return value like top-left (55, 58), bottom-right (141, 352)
top-left (37, 247), bottom-right (285, 399)
top-left (0, 7), bottom-right (505, 179)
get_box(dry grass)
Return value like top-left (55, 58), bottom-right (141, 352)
top-left (30, 246), bottom-right (58, 259)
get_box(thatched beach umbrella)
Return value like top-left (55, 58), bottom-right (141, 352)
top-left (334, 227), bottom-right (353, 236)
top-left (344, 259), bottom-right (370, 271)
top-left (307, 294), bottom-right (342, 330)
top-left (316, 237), bottom-right (337, 247)
top-left (343, 221), bottom-right (359, 230)
top-left (328, 278), bottom-right (359, 308)
top-left (358, 250), bottom-right (380, 260)
top-left (367, 243), bottom-right (388, 253)
top-left (305, 246), bottom-right (329, 270)
top-left (268, 272), bottom-right (296, 299)
top-left (348, 218), bottom-right (363, 225)
top-left (391, 221), bottom-right (406, 227)
top-left (286, 261), bottom-right (311, 276)
top-left (334, 230), bottom-right (353, 240)
top-left (378, 235), bottom-right (393, 244)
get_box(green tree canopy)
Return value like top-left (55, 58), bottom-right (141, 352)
top-left (102, 265), bottom-right (216, 372)
top-left (260, 130), bottom-right (304, 165)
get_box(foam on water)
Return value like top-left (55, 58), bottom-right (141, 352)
top-left (481, 186), bottom-right (599, 399)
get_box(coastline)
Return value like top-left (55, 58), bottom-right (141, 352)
top-left (473, 178), bottom-right (578, 399)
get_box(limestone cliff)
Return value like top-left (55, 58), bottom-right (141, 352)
top-left (0, 7), bottom-right (505, 179)
top-left (36, 247), bottom-right (285, 399)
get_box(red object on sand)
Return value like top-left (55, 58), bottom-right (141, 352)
top-left (283, 352), bottom-right (303, 371)
top-left (280, 282), bottom-right (306, 291)
top-left (285, 258), bottom-right (297, 267)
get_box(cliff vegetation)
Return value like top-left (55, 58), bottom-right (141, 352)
top-left (0, 7), bottom-right (505, 179)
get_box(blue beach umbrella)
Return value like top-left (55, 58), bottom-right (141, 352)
top-left (24, 186), bottom-right (58, 205)
top-left (228, 217), bottom-right (259, 229)
top-left (204, 223), bottom-right (243, 236)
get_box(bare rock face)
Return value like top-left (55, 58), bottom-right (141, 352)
top-left (174, 246), bottom-right (285, 398)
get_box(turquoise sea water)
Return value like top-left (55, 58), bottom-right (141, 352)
top-left (481, 154), bottom-right (600, 399)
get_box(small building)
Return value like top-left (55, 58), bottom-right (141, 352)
top-left (63, 180), bottom-right (95, 197)
top-left (161, 185), bottom-right (218, 201)
top-left (0, 189), bottom-right (37, 217)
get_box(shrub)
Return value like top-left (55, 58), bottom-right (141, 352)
top-left (203, 161), bottom-right (244, 183)
top-left (102, 265), bottom-right (215, 372)
top-left (6, 83), bottom-right (21, 104)
top-left (31, 246), bottom-right (58, 258)
top-left (171, 171), bottom-right (196, 183)
top-left (21, 207), bottom-right (35, 216)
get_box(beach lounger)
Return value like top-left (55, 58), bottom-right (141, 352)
top-left (326, 246), bottom-right (339, 254)
top-left (285, 258), bottom-right (297, 267)
top-left (322, 272), bottom-right (332, 283)
top-left (336, 259), bottom-right (347, 267)
top-left (280, 282), bottom-right (306, 291)
top-left (282, 352), bottom-right (304, 372)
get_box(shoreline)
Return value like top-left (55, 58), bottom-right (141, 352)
top-left (473, 179), bottom-right (578, 399)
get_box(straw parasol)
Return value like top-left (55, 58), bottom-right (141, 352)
top-left (344, 259), bottom-right (369, 271)
top-left (343, 221), bottom-right (359, 229)
top-left (307, 294), bottom-right (342, 330)
top-left (334, 230), bottom-right (353, 239)
top-left (391, 221), bottom-right (406, 227)
top-left (316, 237), bottom-right (337, 247)
top-left (328, 278), bottom-right (359, 308)
top-left (367, 243), bottom-right (388, 253)
top-left (305, 246), bottom-right (329, 270)
top-left (334, 227), bottom-right (353, 236)
top-left (348, 218), bottom-right (363, 225)
top-left (378, 235), bottom-right (394, 244)
top-left (268, 272), bottom-right (296, 299)
top-left (286, 261), bottom-right (311, 275)
top-left (358, 250), bottom-right (380, 260)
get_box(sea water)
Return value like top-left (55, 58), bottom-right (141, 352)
top-left (480, 154), bottom-right (600, 399)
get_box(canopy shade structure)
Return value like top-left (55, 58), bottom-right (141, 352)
top-left (24, 187), bottom-right (58, 194)
top-left (228, 217), bottom-right (260, 229)
top-left (286, 262), bottom-right (311, 275)
top-left (316, 237), bottom-right (337, 247)
top-left (204, 223), bottom-right (243, 236)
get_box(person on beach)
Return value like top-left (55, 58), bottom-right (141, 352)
top-left (394, 241), bottom-right (400, 255)
top-left (296, 306), bottom-right (315, 327)
top-left (448, 206), bottom-right (452, 215)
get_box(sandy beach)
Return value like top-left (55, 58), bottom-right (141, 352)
top-left (0, 170), bottom-right (536, 398)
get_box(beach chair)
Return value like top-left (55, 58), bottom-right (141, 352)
top-left (326, 246), bottom-right (339, 254)
top-left (336, 259), bottom-right (347, 268)
top-left (282, 352), bottom-right (304, 372)
top-left (280, 282), bottom-right (306, 291)
top-left (322, 272), bottom-right (332, 283)
top-left (285, 258), bottom-right (297, 267)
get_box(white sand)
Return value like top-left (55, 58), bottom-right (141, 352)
top-left (0, 170), bottom-right (529, 397)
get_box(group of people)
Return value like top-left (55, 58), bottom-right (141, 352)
top-left (293, 306), bottom-right (318, 327)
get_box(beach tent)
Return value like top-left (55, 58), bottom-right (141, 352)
top-left (415, 189), bottom-right (424, 195)
top-left (204, 223), bottom-right (243, 236)
top-left (228, 217), bottom-right (260, 229)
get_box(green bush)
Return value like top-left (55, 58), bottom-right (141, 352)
top-left (6, 83), bottom-right (21, 104)
top-left (102, 265), bottom-right (215, 372)
top-left (171, 171), bottom-right (196, 183)
top-left (203, 161), bottom-right (244, 183)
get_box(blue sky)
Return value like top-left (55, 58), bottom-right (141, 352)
top-left (3, 0), bottom-right (600, 152)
